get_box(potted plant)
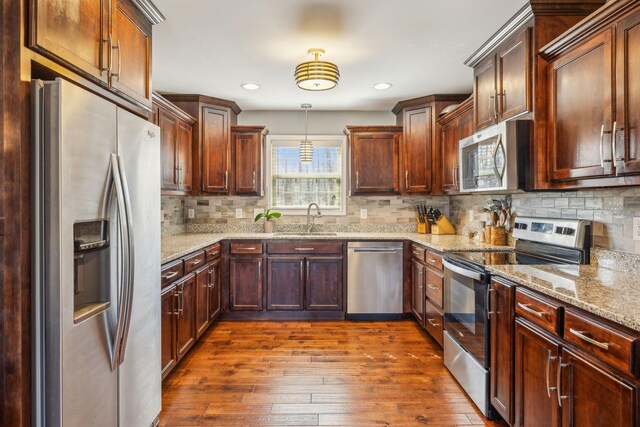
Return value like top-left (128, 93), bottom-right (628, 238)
top-left (254, 209), bottom-right (281, 233)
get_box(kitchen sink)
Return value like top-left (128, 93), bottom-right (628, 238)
top-left (274, 232), bottom-right (338, 236)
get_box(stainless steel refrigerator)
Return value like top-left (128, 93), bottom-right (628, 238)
top-left (32, 78), bottom-right (161, 426)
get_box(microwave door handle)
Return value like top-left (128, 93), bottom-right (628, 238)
top-left (492, 134), bottom-right (506, 182)
top-left (442, 259), bottom-right (484, 282)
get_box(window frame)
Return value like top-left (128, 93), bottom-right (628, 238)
top-left (265, 134), bottom-right (348, 216)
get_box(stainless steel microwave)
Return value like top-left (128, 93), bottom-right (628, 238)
top-left (458, 120), bottom-right (531, 193)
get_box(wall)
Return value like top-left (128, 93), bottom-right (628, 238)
top-left (450, 187), bottom-right (640, 254)
top-left (238, 110), bottom-right (396, 134)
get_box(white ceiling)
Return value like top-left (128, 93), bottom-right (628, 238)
top-left (152, 0), bottom-right (528, 111)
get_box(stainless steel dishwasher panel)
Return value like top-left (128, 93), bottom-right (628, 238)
top-left (347, 242), bottom-right (403, 318)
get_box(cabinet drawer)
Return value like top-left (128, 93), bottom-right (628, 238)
top-left (425, 300), bottom-right (444, 347)
top-left (204, 243), bottom-right (222, 261)
top-left (564, 309), bottom-right (639, 376)
top-left (230, 242), bottom-right (263, 254)
top-left (161, 260), bottom-right (183, 288)
top-left (411, 244), bottom-right (426, 261)
top-left (267, 241), bottom-right (343, 255)
top-left (425, 268), bottom-right (443, 309)
top-left (515, 288), bottom-right (562, 336)
top-left (183, 251), bottom-right (206, 274)
top-left (425, 251), bottom-right (443, 271)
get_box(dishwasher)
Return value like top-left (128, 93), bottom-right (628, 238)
top-left (346, 242), bottom-right (403, 320)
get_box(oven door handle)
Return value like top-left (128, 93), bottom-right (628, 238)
top-left (442, 259), bottom-right (484, 282)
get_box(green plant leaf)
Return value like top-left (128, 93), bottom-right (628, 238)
top-left (268, 212), bottom-right (282, 219)
top-left (254, 213), bottom-right (266, 222)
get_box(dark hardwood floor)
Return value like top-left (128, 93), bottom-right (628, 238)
top-left (160, 320), bottom-right (507, 426)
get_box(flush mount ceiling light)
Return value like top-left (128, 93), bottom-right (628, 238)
top-left (373, 83), bottom-right (393, 90)
top-left (300, 103), bottom-right (313, 164)
top-left (241, 83), bottom-right (260, 90)
top-left (294, 48), bottom-right (339, 91)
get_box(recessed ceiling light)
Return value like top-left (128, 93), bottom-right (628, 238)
top-left (373, 83), bottom-right (392, 90)
top-left (241, 83), bottom-right (260, 90)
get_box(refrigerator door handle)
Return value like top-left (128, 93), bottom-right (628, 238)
top-left (116, 155), bottom-right (136, 365)
top-left (108, 153), bottom-right (130, 371)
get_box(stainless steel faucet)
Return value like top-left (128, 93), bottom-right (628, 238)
top-left (306, 203), bottom-right (322, 233)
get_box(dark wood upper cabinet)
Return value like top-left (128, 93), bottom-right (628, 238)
top-left (160, 285), bottom-right (177, 380)
top-left (474, 55), bottom-right (498, 130)
top-left (232, 126), bottom-right (268, 196)
top-left (229, 257), bottom-right (263, 311)
top-left (29, 0), bottom-right (163, 109)
top-left (615, 8), bottom-right (640, 175)
top-left (489, 278), bottom-right (517, 425)
top-left (437, 97), bottom-right (473, 193)
top-left (163, 94), bottom-right (241, 196)
top-left (153, 93), bottom-right (195, 195)
top-left (267, 257), bottom-right (304, 310)
top-left (345, 126), bottom-right (401, 195)
top-left (305, 257), bottom-right (343, 311)
top-left (548, 30), bottom-right (615, 182)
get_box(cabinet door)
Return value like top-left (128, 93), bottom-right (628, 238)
top-left (30, 0), bottom-right (109, 83)
top-left (441, 118), bottom-right (460, 193)
top-left (514, 320), bottom-right (561, 427)
top-left (159, 109), bottom-right (178, 191)
top-left (559, 347), bottom-right (637, 427)
top-left (403, 107), bottom-right (433, 193)
top-left (267, 257), bottom-right (304, 310)
top-left (229, 257), bottom-right (263, 310)
top-left (176, 275), bottom-right (196, 360)
top-left (201, 106), bottom-right (230, 193)
top-left (497, 27), bottom-right (531, 121)
top-left (160, 286), bottom-right (177, 379)
top-left (177, 120), bottom-right (193, 192)
top-left (208, 258), bottom-right (222, 321)
top-left (110, 0), bottom-right (152, 106)
top-left (474, 55), bottom-right (497, 130)
top-left (549, 29), bottom-right (614, 181)
top-left (459, 107), bottom-right (474, 139)
top-left (490, 279), bottom-right (516, 425)
top-left (234, 131), bottom-right (261, 195)
top-left (351, 132), bottom-right (400, 194)
top-left (616, 10), bottom-right (640, 175)
top-left (304, 257), bottom-right (343, 311)
top-left (411, 259), bottom-right (425, 325)
top-left (195, 264), bottom-right (210, 338)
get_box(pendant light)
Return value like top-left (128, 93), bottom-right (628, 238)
top-left (295, 49), bottom-right (339, 91)
top-left (300, 104), bottom-right (313, 164)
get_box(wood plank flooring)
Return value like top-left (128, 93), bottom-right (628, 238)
top-left (160, 320), bottom-right (507, 426)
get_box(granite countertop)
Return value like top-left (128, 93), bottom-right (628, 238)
top-left (161, 232), bottom-right (511, 264)
top-left (488, 264), bottom-right (640, 332)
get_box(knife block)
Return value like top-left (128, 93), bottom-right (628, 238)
top-left (416, 221), bottom-right (430, 234)
top-left (431, 216), bottom-right (456, 235)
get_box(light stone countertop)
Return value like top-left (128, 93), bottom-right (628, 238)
top-left (488, 264), bottom-right (640, 332)
top-left (161, 232), bottom-right (511, 264)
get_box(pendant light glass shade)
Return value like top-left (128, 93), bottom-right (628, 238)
top-left (300, 104), bottom-right (313, 164)
top-left (295, 49), bottom-right (339, 91)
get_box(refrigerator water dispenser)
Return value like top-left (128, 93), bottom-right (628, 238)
top-left (73, 220), bottom-right (111, 323)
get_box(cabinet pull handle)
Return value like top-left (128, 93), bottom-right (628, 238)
top-left (224, 170), bottom-right (229, 190)
top-left (611, 121), bottom-right (617, 166)
top-left (568, 328), bottom-right (609, 350)
top-left (556, 356), bottom-right (570, 407)
top-left (489, 93), bottom-right (494, 121)
top-left (600, 124), bottom-right (605, 168)
top-left (356, 171), bottom-right (359, 189)
top-left (427, 284), bottom-right (438, 291)
top-left (177, 289), bottom-right (184, 315)
top-left (252, 171), bottom-right (256, 189)
top-left (294, 248), bottom-right (315, 251)
top-left (101, 36), bottom-right (112, 75)
top-left (162, 271), bottom-right (179, 280)
top-left (486, 288), bottom-right (495, 319)
top-left (190, 259), bottom-right (202, 266)
top-left (614, 125), bottom-right (625, 161)
top-left (428, 258), bottom-right (438, 264)
top-left (517, 302), bottom-right (546, 318)
top-left (239, 247), bottom-right (256, 251)
top-left (427, 318), bottom-right (440, 327)
top-left (405, 170), bottom-right (409, 189)
top-left (173, 292), bottom-right (180, 317)
top-left (546, 349), bottom-right (557, 398)
top-left (111, 40), bottom-right (121, 81)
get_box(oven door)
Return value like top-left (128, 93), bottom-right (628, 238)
top-left (442, 258), bottom-right (489, 367)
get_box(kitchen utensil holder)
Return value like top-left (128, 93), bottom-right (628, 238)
top-left (490, 226), bottom-right (507, 245)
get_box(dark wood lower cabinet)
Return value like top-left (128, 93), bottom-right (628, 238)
top-left (176, 274), bottom-right (197, 360)
top-left (560, 347), bottom-right (637, 427)
top-left (229, 257), bottom-right (263, 310)
top-left (490, 278), bottom-right (516, 425)
top-left (411, 258), bottom-right (425, 325)
top-left (208, 258), bottom-right (222, 321)
top-left (160, 286), bottom-right (178, 380)
top-left (305, 257), bottom-right (343, 311)
top-left (267, 257), bottom-right (304, 310)
top-left (514, 319), bottom-right (561, 427)
top-left (195, 264), bottom-right (210, 337)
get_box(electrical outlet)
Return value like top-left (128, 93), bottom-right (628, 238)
top-left (235, 208), bottom-right (243, 219)
top-left (360, 209), bottom-right (368, 219)
top-left (187, 209), bottom-right (195, 219)
top-left (468, 209), bottom-right (475, 222)
top-left (634, 217), bottom-right (640, 241)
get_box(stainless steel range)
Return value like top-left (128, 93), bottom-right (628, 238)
top-left (441, 217), bottom-right (591, 419)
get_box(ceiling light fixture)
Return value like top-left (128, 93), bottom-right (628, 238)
top-left (300, 103), bottom-right (313, 164)
top-left (241, 83), bottom-right (260, 90)
top-left (294, 48), bottom-right (339, 91)
top-left (373, 83), bottom-right (392, 90)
